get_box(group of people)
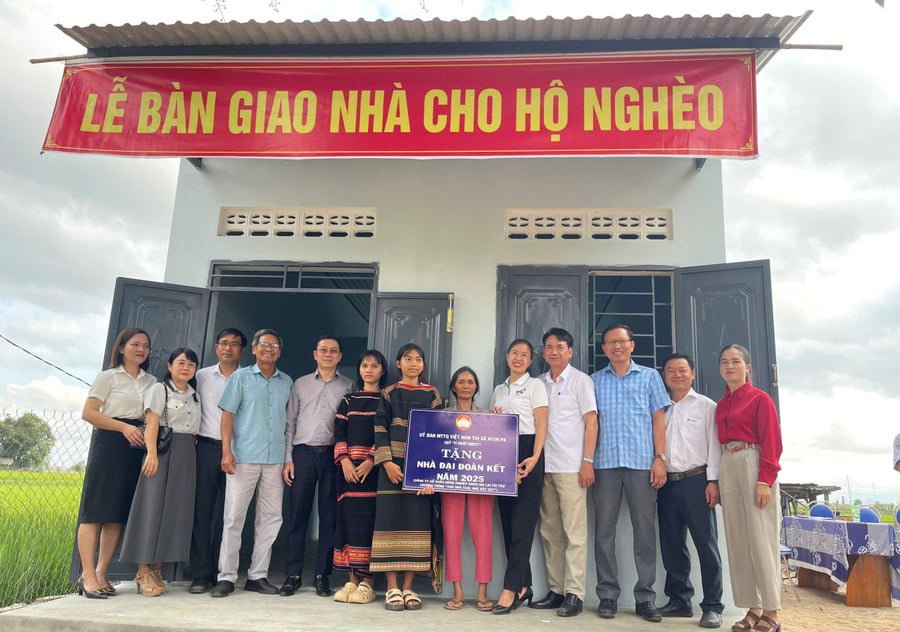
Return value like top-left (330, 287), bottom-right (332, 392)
top-left (73, 323), bottom-right (783, 632)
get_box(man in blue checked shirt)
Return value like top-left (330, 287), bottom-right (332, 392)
top-left (590, 323), bottom-right (671, 623)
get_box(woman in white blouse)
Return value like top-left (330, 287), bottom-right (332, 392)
top-left (489, 339), bottom-right (549, 614)
top-left (76, 328), bottom-right (157, 599)
top-left (120, 348), bottom-right (201, 596)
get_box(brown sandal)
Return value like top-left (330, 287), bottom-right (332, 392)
top-left (751, 615), bottom-right (781, 632)
top-left (732, 611), bottom-right (761, 631)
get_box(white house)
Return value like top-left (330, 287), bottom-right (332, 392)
top-left (47, 11), bottom-right (807, 607)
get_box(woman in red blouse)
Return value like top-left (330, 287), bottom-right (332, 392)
top-left (716, 344), bottom-right (783, 632)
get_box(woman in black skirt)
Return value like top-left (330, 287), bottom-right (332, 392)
top-left (120, 348), bottom-right (201, 596)
top-left (76, 328), bottom-right (157, 598)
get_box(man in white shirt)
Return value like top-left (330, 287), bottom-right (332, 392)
top-left (189, 328), bottom-right (245, 594)
top-left (529, 327), bottom-right (598, 618)
top-left (657, 353), bottom-right (724, 629)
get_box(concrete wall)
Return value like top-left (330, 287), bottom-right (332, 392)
top-left (166, 155), bottom-right (725, 391)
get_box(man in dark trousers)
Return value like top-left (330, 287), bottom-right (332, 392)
top-left (657, 353), bottom-right (724, 629)
top-left (189, 328), bottom-right (245, 594)
top-left (279, 335), bottom-right (352, 597)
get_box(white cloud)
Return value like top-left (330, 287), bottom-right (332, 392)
top-left (1, 375), bottom-right (87, 413)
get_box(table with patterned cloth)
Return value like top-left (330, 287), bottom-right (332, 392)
top-left (782, 516), bottom-right (900, 607)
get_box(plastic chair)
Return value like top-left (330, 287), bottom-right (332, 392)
top-left (808, 501), bottom-right (835, 519)
top-left (779, 544), bottom-right (801, 602)
top-left (858, 505), bottom-right (881, 523)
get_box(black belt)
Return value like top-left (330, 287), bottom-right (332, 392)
top-left (297, 444), bottom-right (332, 454)
top-left (667, 465), bottom-right (707, 482)
top-left (196, 435), bottom-right (222, 445)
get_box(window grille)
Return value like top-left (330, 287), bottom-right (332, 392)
top-left (218, 207), bottom-right (376, 238)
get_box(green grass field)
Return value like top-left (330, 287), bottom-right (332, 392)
top-left (0, 470), bottom-right (82, 608)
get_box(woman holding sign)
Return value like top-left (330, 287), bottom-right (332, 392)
top-left (489, 339), bottom-right (549, 614)
top-left (441, 366), bottom-right (494, 612)
top-left (370, 343), bottom-right (443, 612)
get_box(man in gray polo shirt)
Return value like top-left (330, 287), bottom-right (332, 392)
top-left (280, 335), bottom-right (353, 597)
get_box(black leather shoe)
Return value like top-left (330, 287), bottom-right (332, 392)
top-left (699, 611), bottom-right (723, 628)
top-left (314, 574), bottom-right (331, 597)
top-left (244, 578), bottom-right (278, 594)
top-left (210, 580), bottom-right (235, 598)
top-left (188, 578), bottom-right (212, 594)
top-left (636, 601), bottom-right (662, 623)
top-left (529, 590), bottom-right (564, 609)
top-left (556, 593), bottom-right (583, 617)
top-left (596, 598), bottom-right (617, 619)
top-left (659, 599), bottom-right (693, 617)
top-left (279, 575), bottom-right (302, 596)
top-left (75, 577), bottom-right (107, 600)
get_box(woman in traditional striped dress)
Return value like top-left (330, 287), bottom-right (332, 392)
top-left (369, 343), bottom-right (443, 612)
top-left (332, 350), bottom-right (388, 605)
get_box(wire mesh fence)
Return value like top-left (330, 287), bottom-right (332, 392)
top-left (0, 408), bottom-right (90, 608)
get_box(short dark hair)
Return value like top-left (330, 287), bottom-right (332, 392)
top-left (449, 366), bottom-right (480, 402)
top-left (601, 323), bottom-right (634, 343)
top-left (108, 328), bottom-right (151, 371)
top-left (163, 347), bottom-right (200, 401)
top-left (314, 335), bottom-right (341, 351)
top-left (215, 328), bottom-right (247, 348)
top-left (663, 353), bottom-right (694, 371)
top-left (356, 349), bottom-right (388, 391)
top-left (252, 328), bottom-right (282, 347)
top-left (542, 327), bottom-right (574, 348)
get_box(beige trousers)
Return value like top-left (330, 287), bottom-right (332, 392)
top-left (719, 447), bottom-right (781, 611)
top-left (539, 472), bottom-right (588, 599)
top-left (217, 463), bottom-right (284, 583)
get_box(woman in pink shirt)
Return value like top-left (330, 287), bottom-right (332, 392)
top-left (715, 344), bottom-right (783, 632)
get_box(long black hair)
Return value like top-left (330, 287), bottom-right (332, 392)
top-left (356, 349), bottom-right (388, 391)
top-left (395, 342), bottom-right (428, 384)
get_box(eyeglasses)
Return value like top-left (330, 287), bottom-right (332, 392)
top-left (217, 341), bottom-right (243, 348)
top-left (316, 348), bottom-right (340, 355)
top-left (256, 342), bottom-right (281, 349)
top-left (543, 344), bottom-right (570, 353)
top-left (602, 339), bottom-right (632, 347)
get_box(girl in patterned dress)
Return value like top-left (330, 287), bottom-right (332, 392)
top-left (332, 350), bottom-right (388, 605)
top-left (369, 343), bottom-right (443, 611)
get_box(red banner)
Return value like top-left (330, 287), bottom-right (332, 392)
top-left (42, 53), bottom-right (757, 158)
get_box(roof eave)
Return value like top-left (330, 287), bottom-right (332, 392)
top-left (79, 36), bottom-right (783, 60)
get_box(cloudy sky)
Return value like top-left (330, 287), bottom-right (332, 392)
top-left (1, 0), bottom-right (898, 503)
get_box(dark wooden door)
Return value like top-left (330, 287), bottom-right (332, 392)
top-left (103, 277), bottom-right (210, 378)
top-left (674, 260), bottom-right (778, 408)
top-left (370, 292), bottom-right (454, 399)
top-left (494, 266), bottom-right (587, 384)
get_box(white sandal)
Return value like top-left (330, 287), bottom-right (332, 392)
top-left (385, 588), bottom-right (404, 611)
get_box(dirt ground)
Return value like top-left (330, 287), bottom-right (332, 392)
top-left (777, 585), bottom-right (899, 631)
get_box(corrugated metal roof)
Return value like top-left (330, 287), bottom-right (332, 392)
top-left (55, 13), bottom-right (811, 69)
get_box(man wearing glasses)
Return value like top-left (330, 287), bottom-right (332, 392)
top-left (590, 324), bottom-right (670, 623)
top-left (189, 328), bottom-right (246, 594)
top-left (280, 335), bottom-right (353, 598)
top-left (211, 329), bottom-right (293, 598)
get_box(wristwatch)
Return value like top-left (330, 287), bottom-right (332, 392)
top-left (655, 453), bottom-right (666, 462)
